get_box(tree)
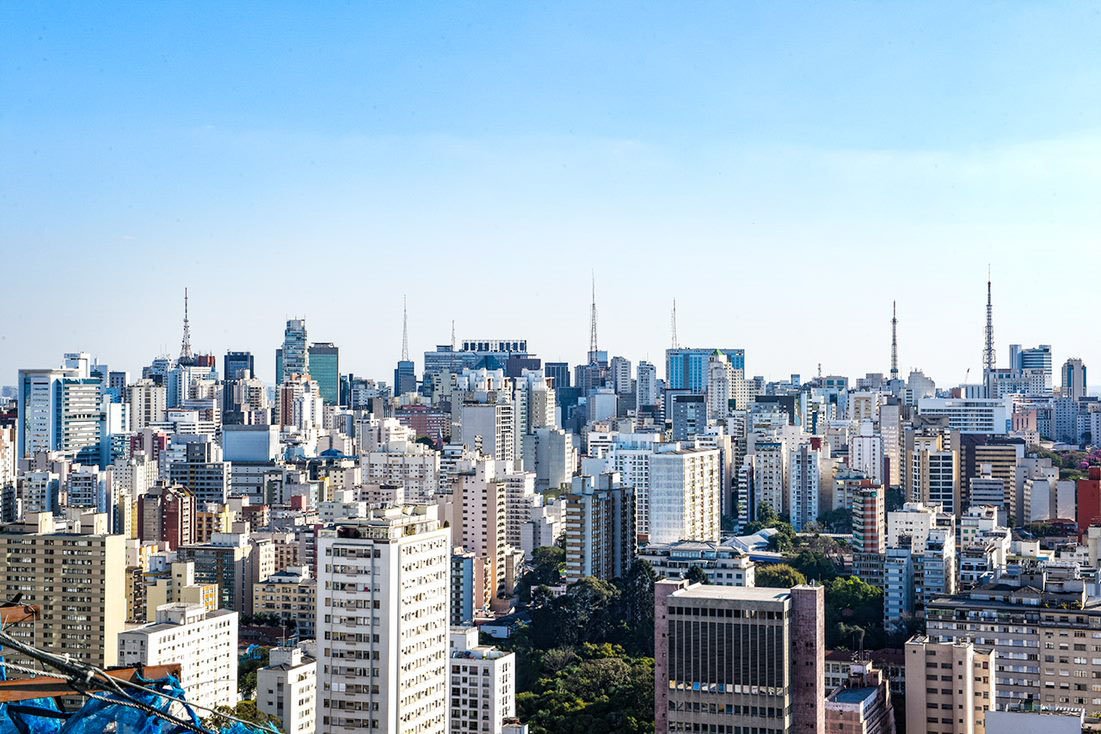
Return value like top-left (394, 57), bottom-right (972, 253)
top-left (816, 507), bottom-right (852, 534)
top-left (684, 565), bottom-right (709, 585)
top-left (791, 550), bottom-right (841, 583)
top-left (517, 645), bottom-right (655, 734)
top-left (755, 564), bottom-right (807, 589)
top-left (518, 545), bottom-right (566, 602)
top-left (237, 647), bottom-right (270, 698)
top-left (615, 560), bottom-right (658, 656)
top-left (825, 575), bottom-right (885, 650)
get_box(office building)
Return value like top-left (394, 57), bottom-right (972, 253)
top-left (129, 378), bottom-right (167, 431)
top-left (917, 398), bottom-right (1010, 435)
top-left (637, 361), bottom-right (658, 408)
top-left (317, 506), bottom-right (450, 734)
top-left (904, 637), bottom-right (995, 734)
top-left (666, 348), bottom-right (746, 393)
top-left (670, 394), bottom-right (706, 440)
top-left (563, 473), bottom-right (635, 584)
top-left (299, 342), bottom-right (339, 405)
top-left (257, 646), bottom-right (317, 734)
top-left (223, 350), bottom-right (254, 381)
top-left (654, 581), bottom-right (825, 734)
top-left (18, 367), bottom-right (107, 467)
top-left (119, 603), bottom-right (238, 713)
top-left (449, 627), bottom-right (516, 734)
top-left (1061, 358), bottom-right (1087, 400)
top-left (176, 532), bottom-right (272, 614)
top-left (279, 319), bottom-right (309, 382)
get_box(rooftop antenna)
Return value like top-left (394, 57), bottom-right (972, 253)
top-left (983, 266), bottom-right (995, 397)
top-left (588, 272), bottom-right (599, 364)
top-left (671, 299), bottom-right (679, 350)
top-left (890, 300), bottom-right (899, 381)
top-left (401, 295), bottom-right (409, 362)
top-left (450, 319), bottom-right (456, 351)
top-left (179, 288), bottom-right (194, 363)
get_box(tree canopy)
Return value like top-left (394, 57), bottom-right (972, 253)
top-left (755, 563), bottom-right (807, 589)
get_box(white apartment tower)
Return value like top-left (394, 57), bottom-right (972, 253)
top-left (257, 646), bottom-right (317, 734)
top-left (317, 505), bottom-right (451, 734)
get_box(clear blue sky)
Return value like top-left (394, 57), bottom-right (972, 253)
top-left (3, 3), bottom-right (1100, 387)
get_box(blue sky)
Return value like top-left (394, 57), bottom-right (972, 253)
top-left (2, 3), bottom-right (1100, 387)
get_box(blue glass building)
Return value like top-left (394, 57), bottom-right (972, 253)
top-left (665, 348), bottom-right (745, 393)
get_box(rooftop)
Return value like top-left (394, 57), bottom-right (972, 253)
top-left (829, 687), bottom-right (878, 705)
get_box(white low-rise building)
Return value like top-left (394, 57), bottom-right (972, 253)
top-left (118, 603), bottom-right (238, 712)
top-left (257, 646), bottom-right (316, 734)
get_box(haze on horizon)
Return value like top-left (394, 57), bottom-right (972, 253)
top-left (2, 3), bottom-right (1100, 388)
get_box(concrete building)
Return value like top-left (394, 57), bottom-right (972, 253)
top-left (252, 566), bottom-right (316, 638)
top-left (460, 402), bottom-right (516, 464)
top-left (257, 646), bottom-right (316, 734)
top-left (18, 367), bottom-right (107, 467)
top-left (316, 506), bottom-right (450, 734)
top-left (638, 539), bottom-right (755, 586)
top-left (129, 378), bottom-right (167, 430)
top-left (917, 398), bottom-right (1010, 435)
top-left (824, 660), bottom-right (896, 734)
top-left (904, 636), bottom-right (995, 734)
top-left (118, 603), bottom-right (238, 713)
top-left (788, 442), bottom-right (820, 531)
top-left (649, 446), bottom-right (720, 545)
top-left (176, 531), bottom-right (273, 614)
top-left (654, 580), bottom-right (825, 734)
top-left (925, 564), bottom-right (1101, 715)
top-left (0, 512), bottom-right (126, 672)
top-left (449, 627), bottom-right (516, 734)
top-left (1061, 358), bottom-right (1087, 400)
top-left (852, 485), bottom-right (886, 586)
top-left (563, 473), bottom-right (635, 584)
top-left (138, 484), bottom-right (196, 551)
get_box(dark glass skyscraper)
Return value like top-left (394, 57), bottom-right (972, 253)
top-left (394, 360), bottom-right (417, 396)
top-left (223, 351), bottom-right (254, 381)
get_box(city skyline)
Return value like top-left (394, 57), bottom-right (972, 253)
top-left (4, 3), bottom-right (1100, 386)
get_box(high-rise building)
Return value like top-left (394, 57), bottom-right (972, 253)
top-left (0, 513), bottom-right (126, 673)
top-left (223, 351), bottom-right (255, 381)
top-left (666, 348), bottom-right (746, 393)
top-left (852, 484), bottom-right (886, 585)
top-left (118, 603), bottom-right (239, 713)
top-left (317, 506), bottom-right (450, 734)
top-left (637, 361), bottom-right (658, 408)
top-left (308, 342), bottom-right (340, 405)
top-left (448, 627), bottom-right (516, 734)
top-left (648, 446), bottom-right (721, 545)
top-left (128, 378), bottom-right (167, 430)
top-left (18, 366), bottom-right (107, 467)
top-left (280, 319), bottom-right (309, 382)
top-left (654, 581), bottom-right (825, 734)
top-left (1062, 358), bottom-right (1087, 400)
top-left (788, 442), bottom-right (820, 531)
top-left (460, 402), bottom-right (516, 464)
top-left (904, 636), bottom-right (995, 734)
top-left (137, 484), bottom-right (196, 551)
top-left (563, 472), bottom-right (635, 584)
top-left (543, 362), bottom-right (570, 390)
top-left (670, 393), bottom-right (706, 440)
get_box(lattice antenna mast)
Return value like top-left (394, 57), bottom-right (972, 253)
top-left (890, 300), bottom-right (899, 381)
top-left (401, 295), bottom-right (409, 362)
top-left (671, 299), bottom-right (679, 350)
top-left (588, 273), bottom-right (599, 363)
top-left (179, 288), bottom-right (193, 361)
top-left (983, 268), bottom-right (995, 397)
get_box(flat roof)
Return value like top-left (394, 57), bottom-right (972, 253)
top-left (830, 687), bottom-right (878, 705)
top-left (671, 585), bottom-right (790, 602)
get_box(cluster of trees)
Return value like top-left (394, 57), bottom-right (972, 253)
top-left (502, 559), bottom-right (658, 733)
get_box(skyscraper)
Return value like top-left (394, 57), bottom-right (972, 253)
top-left (18, 366), bottom-right (107, 467)
top-left (280, 319), bottom-right (309, 382)
top-left (223, 351), bottom-right (254, 381)
top-left (666, 348), bottom-right (746, 393)
top-left (308, 342), bottom-right (340, 405)
top-left (394, 297), bottom-right (417, 396)
top-left (1062, 357), bottom-right (1087, 399)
